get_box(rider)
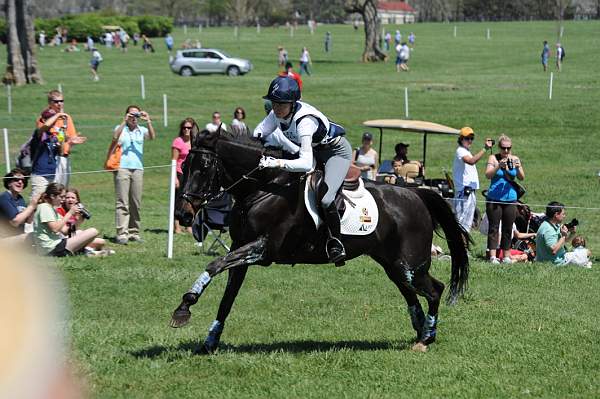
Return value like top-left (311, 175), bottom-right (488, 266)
top-left (253, 76), bottom-right (352, 263)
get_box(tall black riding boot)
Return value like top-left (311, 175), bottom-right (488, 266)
top-left (323, 203), bottom-right (346, 265)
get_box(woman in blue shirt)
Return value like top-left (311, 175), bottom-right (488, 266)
top-left (484, 134), bottom-right (525, 264)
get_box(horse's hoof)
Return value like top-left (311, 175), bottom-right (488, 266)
top-left (411, 342), bottom-right (428, 352)
top-left (193, 344), bottom-right (210, 355)
top-left (170, 309), bottom-right (191, 328)
top-left (197, 342), bottom-right (218, 355)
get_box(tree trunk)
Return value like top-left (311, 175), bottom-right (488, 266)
top-left (4, 0), bottom-right (43, 86)
top-left (345, 0), bottom-right (387, 62)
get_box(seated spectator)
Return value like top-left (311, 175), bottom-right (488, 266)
top-left (535, 201), bottom-right (580, 266)
top-left (206, 111), bottom-right (227, 133)
top-left (352, 132), bottom-right (378, 180)
top-left (384, 159), bottom-right (420, 185)
top-left (479, 213), bottom-right (537, 263)
top-left (0, 169), bottom-right (39, 243)
top-left (56, 188), bottom-right (112, 256)
top-left (64, 39), bottom-right (79, 52)
top-left (564, 236), bottom-right (592, 268)
top-left (32, 183), bottom-right (99, 257)
top-left (231, 107), bottom-right (249, 136)
top-left (393, 142), bottom-right (421, 168)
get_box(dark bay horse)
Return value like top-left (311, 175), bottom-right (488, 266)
top-left (171, 128), bottom-right (471, 353)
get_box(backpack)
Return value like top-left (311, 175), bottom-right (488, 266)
top-left (15, 129), bottom-right (43, 173)
top-left (560, 47), bottom-right (565, 60)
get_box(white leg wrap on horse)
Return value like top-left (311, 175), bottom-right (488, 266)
top-left (190, 271), bottom-right (212, 295)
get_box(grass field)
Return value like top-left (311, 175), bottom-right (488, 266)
top-left (2, 20), bottom-right (600, 398)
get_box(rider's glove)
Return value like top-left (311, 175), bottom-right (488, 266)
top-left (259, 156), bottom-right (282, 169)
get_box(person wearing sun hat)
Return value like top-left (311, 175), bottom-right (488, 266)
top-left (452, 127), bottom-right (493, 232)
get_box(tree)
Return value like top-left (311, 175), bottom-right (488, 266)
top-left (3, 0), bottom-right (42, 85)
top-left (344, 0), bottom-right (386, 62)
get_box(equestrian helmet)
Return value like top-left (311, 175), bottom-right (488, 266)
top-left (263, 76), bottom-right (300, 103)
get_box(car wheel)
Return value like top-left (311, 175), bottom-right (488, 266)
top-left (227, 66), bottom-right (240, 77)
top-left (180, 67), bottom-right (193, 77)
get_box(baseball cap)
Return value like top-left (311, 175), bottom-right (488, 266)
top-left (459, 127), bottom-right (475, 138)
top-left (396, 142), bottom-right (409, 148)
top-left (362, 132), bottom-right (373, 141)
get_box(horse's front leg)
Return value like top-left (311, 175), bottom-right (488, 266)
top-left (170, 237), bottom-right (267, 328)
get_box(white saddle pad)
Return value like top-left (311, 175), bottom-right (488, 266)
top-left (304, 175), bottom-right (379, 236)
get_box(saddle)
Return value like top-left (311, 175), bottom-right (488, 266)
top-left (308, 164), bottom-right (362, 216)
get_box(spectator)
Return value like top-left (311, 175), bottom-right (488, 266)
top-left (231, 107), bottom-right (249, 135)
top-left (278, 61), bottom-right (303, 91)
top-left (113, 31), bottom-right (121, 48)
top-left (112, 105), bottom-right (156, 244)
top-left (408, 32), bottom-right (415, 47)
top-left (277, 46), bottom-right (288, 68)
top-left (90, 47), bottom-right (103, 81)
top-left (352, 132), bottom-right (378, 180)
top-left (324, 31), bottom-right (332, 53)
top-left (119, 29), bottom-right (129, 52)
top-left (86, 35), bottom-right (94, 51)
top-left (479, 213), bottom-right (536, 263)
top-left (393, 142), bottom-right (410, 164)
top-left (39, 30), bottom-right (46, 48)
top-left (30, 109), bottom-right (64, 198)
top-left (165, 33), bottom-right (174, 52)
top-left (564, 236), bottom-right (592, 268)
top-left (353, 19), bottom-right (359, 30)
top-left (142, 35), bottom-right (155, 53)
top-left (556, 43), bottom-right (565, 72)
top-left (541, 40), bottom-right (550, 72)
top-left (452, 127), bottom-right (493, 232)
top-left (384, 31), bottom-right (391, 51)
top-left (0, 169), bottom-right (38, 242)
top-left (64, 39), bottom-right (79, 52)
top-left (172, 118), bottom-right (198, 234)
top-left (206, 111), bottom-right (227, 133)
top-left (299, 47), bottom-right (312, 76)
top-left (400, 42), bottom-right (410, 71)
top-left (57, 188), bottom-right (111, 256)
top-left (104, 32), bottom-right (113, 48)
top-left (484, 134), bottom-right (525, 264)
top-left (32, 183), bottom-right (99, 257)
top-left (132, 32), bottom-right (140, 46)
top-left (394, 30), bottom-right (402, 45)
top-left (535, 202), bottom-right (580, 266)
top-left (36, 90), bottom-right (86, 188)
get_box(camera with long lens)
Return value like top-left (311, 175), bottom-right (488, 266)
top-left (506, 158), bottom-right (514, 170)
top-left (564, 218), bottom-right (579, 230)
top-left (77, 203), bottom-right (92, 220)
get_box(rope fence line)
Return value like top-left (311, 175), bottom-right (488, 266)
top-left (1, 164), bottom-right (172, 180)
top-left (450, 195), bottom-right (600, 212)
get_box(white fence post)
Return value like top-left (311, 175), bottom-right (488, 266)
top-left (549, 72), bottom-right (554, 100)
top-left (140, 75), bottom-right (145, 100)
top-left (3, 128), bottom-right (10, 173)
top-left (167, 159), bottom-right (176, 259)
top-left (486, 28), bottom-right (490, 40)
top-left (453, 26), bottom-right (457, 38)
top-left (404, 87), bottom-right (409, 118)
top-left (183, 24), bottom-right (187, 35)
top-left (7, 85), bottom-right (12, 115)
top-left (163, 94), bottom-right (168, 127)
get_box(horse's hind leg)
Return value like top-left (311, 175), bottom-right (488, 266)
top-left (201, 266), bottom-right (248, 354)
top-left (411, 272), bottom-right (445, 346)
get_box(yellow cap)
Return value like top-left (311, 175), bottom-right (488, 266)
top-left (459, 127), bottom-right (474, 138)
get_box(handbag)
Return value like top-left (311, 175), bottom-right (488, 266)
top-left (104, 140), bottom-right (122, 170)
top-left (508, 179), bottom-right (526, 199)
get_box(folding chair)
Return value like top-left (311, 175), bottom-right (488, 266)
top-left (192, 193), bottom-right (232, 255)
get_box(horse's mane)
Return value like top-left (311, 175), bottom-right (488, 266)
top-left (193, 128), bottom-right (283, 159)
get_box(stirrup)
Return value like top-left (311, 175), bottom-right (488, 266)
top-left (326, 237), bottom-right (346, 264)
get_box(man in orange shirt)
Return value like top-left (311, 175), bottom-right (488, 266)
top-left (36, 90), bottom-right (86, 187)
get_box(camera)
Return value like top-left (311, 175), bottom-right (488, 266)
top-left (131, 112), bottom-right (142, 118)
top-left (564, 218), bottom-right (579, 230)
top-left (489, 139), bottom-right (495, 146)
top-left (78, 203), bottom-right (92, 220)
top-left (507, 159), bottom-right (514, 170)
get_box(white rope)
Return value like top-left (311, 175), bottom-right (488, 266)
top-left (2, 164), bottom-right (172, 180)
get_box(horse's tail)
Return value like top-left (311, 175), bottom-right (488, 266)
top-left (414, 188), bottom-right (472, 305)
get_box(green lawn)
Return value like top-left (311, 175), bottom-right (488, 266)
top-left (1, 20), bottom-right (600, 398)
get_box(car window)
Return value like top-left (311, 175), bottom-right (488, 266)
top-left (183, 51), bottom-right (205, 58)
top-left (206, 52), bottom-right (222, 60)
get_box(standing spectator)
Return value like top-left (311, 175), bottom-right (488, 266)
top-left (36, 90), bottom-right (86, 188)
top-left (231, 107), bottom-right (248, 135)
top-left (90, 48), bottom-right (103, 81)
top-left (535, 202), bottom-right (578, 265)
top-left (39, 31), bottom-right (46, 48)
top-left (408, 32), bottom-right (415, 47)
top-left (205, 111), bottom-right (227, 133)
top-left (86, 35), bottom-right (94, 51)
top-left (452, 127), bottom-right (493, 232)
top-left (399, 42), bottom-right (410, 71)
top-left (104, 32), bottom-right (113, 48)
top-left (277, 46), bottom-right (288, 68)
top-left (384, 31), bottom-right (392, 51)
top-left (172, 118), bottom-right (198, 234)
top-left (113, 31), bottom-right (121, 48)
top-left (395, 43), bottom-right (403, 72)
top-left (30, 110), bottom-right (64, 198)
top-left (541, 40), bottom-right (550, 72)
top-left (112, 105), bottom-right (156, 244)
top-left (324, 31), bottom-right (332, 53)
top-left (119, 29), bottom-right (129, 52)
top-left (132, 32), bottom-right (140, 46)
top-left (278, 61), bottom-right (303, 90)
top-left (32, 183), bottom-right (99, 257)
top-left (556, 43), bottom-right (565, 72)
top-left (352, 132), bottom-right (378, 180)
top-left (0, 169), bottom-right (38, 241)
top-left (165, 33), bottom-right (174, 52)
top-left (484, 134), bottom-right (525, 264)
top-left (299, 47), bottom-right (312, 76)
top-left (142, 35), bottom-right (155, 53)
top-left (353, 19), bottom-right (359, 30)
top-left (394, 30), bottom-right (402, 45)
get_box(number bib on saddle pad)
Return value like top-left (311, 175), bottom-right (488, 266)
top-left (304, 175), bottom-right (379, 236)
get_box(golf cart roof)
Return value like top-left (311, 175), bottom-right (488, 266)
top-left (363, 119), bottom-right (459, 135)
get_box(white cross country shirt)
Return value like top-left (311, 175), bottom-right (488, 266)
top-left (453, 146), bottom-right (479, 192)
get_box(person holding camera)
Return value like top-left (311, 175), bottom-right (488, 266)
top-left (112, 105), bottom-right (156, 245)
top-left (57, 188), bottom-right (111, 255)
top-left (452, 127), bottom-right (494, 232)
top-left (535, 202), bottom-right (580, 265)
top-left (484, 134), bottom-right (525, 264)
top-left (32, 183), bottom-right (99, 257)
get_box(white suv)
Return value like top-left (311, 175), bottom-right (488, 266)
top-left (170, 48), bottom-right (253, 77)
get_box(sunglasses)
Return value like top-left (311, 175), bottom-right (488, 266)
top-left (500, 146), bottom-right (512, 150)
top-left (51, 99), bottom-right (64, 103)
top-left (183, 126), bottom-right (193, 130)
top-left (11, 178), bottom-right (25, 184)
top-left (463, 136), bottom-right (474, 141)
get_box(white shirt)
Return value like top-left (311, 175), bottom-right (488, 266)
top-left (453, 146), bottom-right (479, 192)
top-left (206, 122), bottom-right (227, 133)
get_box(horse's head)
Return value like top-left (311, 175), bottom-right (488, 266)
top-left (175, 129), bottom-right (224, 227)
